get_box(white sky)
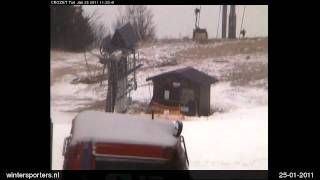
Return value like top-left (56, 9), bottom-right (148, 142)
top-left (83, 5), bottom-right (268, 39)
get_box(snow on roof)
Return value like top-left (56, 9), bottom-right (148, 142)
top-left (70, 111), bottom-right (178, 147)
top-left (146, 67), bottom-right (218, 85)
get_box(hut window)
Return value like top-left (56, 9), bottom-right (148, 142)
top-left (172, 82), bottom-right (180, 88)
top-left (164, 90), bottom-right (170, 100)
top-left (181, 106), bottom-right (189, 112)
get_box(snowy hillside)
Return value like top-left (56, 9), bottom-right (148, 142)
top-left (51, 38), bottom-right (268, 170)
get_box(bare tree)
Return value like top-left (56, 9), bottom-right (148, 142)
top-left (92, 23), bottom-right (110, 48)
top-left (113, 5), bottom-right (156, 41)
top-left (83, 8), bottom-right (110, 49)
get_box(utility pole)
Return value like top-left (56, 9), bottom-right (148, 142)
top-left (221, 5), bottom-right (228, 39)
top-left (228, 5), bottom-right (237, 39)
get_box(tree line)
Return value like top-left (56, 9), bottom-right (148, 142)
top-left (51, 5), bottom-right (156, 52)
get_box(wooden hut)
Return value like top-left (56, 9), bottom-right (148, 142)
top-left (146, 67), bottom-right (218, 116)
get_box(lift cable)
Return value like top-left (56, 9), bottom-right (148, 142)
top-left (239, 5), bottom-right (246, 38)
top-left (198, 5), bottom-right (201, 27)
top-left (216, 5), bottom-right (222, 38)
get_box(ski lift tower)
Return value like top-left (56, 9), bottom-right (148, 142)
top-left (100, 23), bottom-right (143, 113)
top-left (228, 5), bottom-right (237, 39)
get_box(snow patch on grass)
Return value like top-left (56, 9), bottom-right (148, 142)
top-left (212, 82), bottom-right (268, 112)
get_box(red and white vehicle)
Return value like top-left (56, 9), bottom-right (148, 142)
top-left (62, 111), bottom-right (189, 170)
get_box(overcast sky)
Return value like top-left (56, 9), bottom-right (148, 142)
top-left (83, 5), bottom-right (268, 39)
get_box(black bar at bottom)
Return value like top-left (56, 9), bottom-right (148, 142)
top-left (60, 170), bottom-right (267, 180)
top-left (190, 170), bottom-right (267, 179)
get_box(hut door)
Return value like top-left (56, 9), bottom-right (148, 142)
top-left (170, 87), bottom-right (180, 102)
top-left (180, 88), bottom-right (195, 115)
top-left (181, 89), bottom-right (195, 104)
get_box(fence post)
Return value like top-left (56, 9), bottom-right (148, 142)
top-left (152, 110), bottom-right (154, 120)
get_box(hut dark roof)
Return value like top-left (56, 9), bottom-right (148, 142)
top-left (101, 35), bottom-right (116, 53)
top-left (146, 67), bottom-right (218, 85)
top-left (111, 23), bottom-right (140, 50)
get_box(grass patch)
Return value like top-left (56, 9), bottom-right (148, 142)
top-left (225, 61), bottom-right (268, 87)
top-left (176, 38), bottom-right (268, 61)
top-left (65, 99), bottom-right (106, 113)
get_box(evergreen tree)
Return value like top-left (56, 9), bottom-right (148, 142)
top-left (51, 6), bottom-right (95, 51)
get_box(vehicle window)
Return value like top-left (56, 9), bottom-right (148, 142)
top-left (95, 157), bottom-right (173, 170)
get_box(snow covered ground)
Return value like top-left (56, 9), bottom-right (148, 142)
top-left (51, 38), bottom-right (268, 170)
top-left (183, 106), bottom-right (267, 170)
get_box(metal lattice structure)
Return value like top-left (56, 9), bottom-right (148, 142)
top-left (100, 23), bottom-right (143, 113)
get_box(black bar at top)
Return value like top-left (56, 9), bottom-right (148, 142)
top-left (49, 0), bottom-right (269, 6)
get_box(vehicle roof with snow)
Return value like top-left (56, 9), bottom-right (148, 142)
top-left (70, 111), bottom-right (179, 147)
